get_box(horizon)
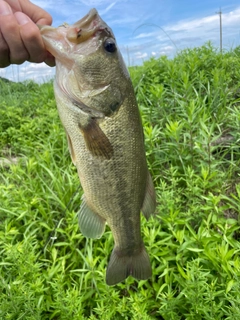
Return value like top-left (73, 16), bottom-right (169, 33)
top-left (1, 0), bottom-right (240, 83)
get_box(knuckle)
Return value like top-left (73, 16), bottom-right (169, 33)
top-left (0, 39), bottom-right (9, 54)
top-left (0, 42), bottom-right (10, 68)
top-left (1, 18), bottom-right (18, 35)
top-left (38, 13), bottom-right (53, 26)
top-left (45, 13), bottom-right (53, 25)
top-left (10, 51), bottom-right (29, 65)
top-left (0, 61), bottom-right (10, 68)
top-left (21, 23), bottom-right (39, 43)
top-left (29, 54), bottom-right (44, 64)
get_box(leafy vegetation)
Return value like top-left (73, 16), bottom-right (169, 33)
top-left (1, 43), bottom-right (240, 319)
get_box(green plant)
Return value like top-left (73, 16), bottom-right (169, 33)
top-left (1, 43), bottom-right (240, 319)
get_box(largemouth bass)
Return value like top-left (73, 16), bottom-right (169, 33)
top-left (40, 8), bottom-right (156, 285)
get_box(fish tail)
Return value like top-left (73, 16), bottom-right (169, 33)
top-left (106, 245), bottom-right (152, 286)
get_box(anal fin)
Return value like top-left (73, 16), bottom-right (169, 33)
top-left (141, 171), bottom-right (156, 219)
top-left (78, 196), bottom-right (106, 239)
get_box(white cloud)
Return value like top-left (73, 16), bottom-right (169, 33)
top-left (167, 15), bottom-right (218, 32)
top-left (165, 7), bottom-right (240, 34)
top-left (0, 62), bottom-right (55, 83)
top-left (134, 52), bottom-right (148, 59)
top-left (159, 45), bottom-right (175, 56)
top-left (99, 2), bottom-right (116, 15)
top-left (223, 7), bottom-right (240, 24)
top-left (126, 6), bottom-right (240, 65)
top-left (134, 32), bottom-right (156, 39)
top-left (78, 0), bottom-right (120, 6)
top-left (32, 0), bottom-right (59, 10)
top-left (2, 4), bottom-right (240, 82)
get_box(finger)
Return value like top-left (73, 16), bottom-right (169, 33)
top-left (44, 52), bottom-right (56, 67)
top-left (0, 13), bottom-right (29, 64)
top-left (2, 0), bottom-right (21, 12)
top-left (0, 31), bottom-right (10, 68)
top-left (15, 12), bottom-right (48, 63)
top-left (4, 0), bottom-right (52, 25)
top-left (0, 1), bottom-right (10, 67)
top-left (18, 0), bottom-right (52, 25)
top-left (0, 0), bottom-right (28, 65)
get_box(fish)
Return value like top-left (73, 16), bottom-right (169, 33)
top-left (39, 8), bottom-right (156, 286)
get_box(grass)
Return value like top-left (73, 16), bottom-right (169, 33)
top-left (1, 42), bottom-right (240, 319)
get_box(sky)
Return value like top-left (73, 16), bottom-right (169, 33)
top-left (1, 0), bottom-right (240, 83)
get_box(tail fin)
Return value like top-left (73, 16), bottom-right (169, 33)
top-left (106, 246), bottom-right (152, 286)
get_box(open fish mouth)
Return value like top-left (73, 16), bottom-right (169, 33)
top-left (39, 8), bottom-right (110, 45)
top-left (66, 8), bottom-right (104, 44)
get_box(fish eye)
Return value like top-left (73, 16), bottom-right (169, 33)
top-left (104, 38), bottom-right (117, 53)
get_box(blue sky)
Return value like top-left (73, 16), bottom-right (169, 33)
top-left (1, 0), bottom-right (240, 82)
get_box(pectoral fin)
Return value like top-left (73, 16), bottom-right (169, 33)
top-left (141, 171), bottom-right (156, 219)
top-left (78, 196), bottom-right (106, 239)
top-left (79, 118), bottom-right (114, 160)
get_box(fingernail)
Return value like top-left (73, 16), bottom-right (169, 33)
top-left (15, 12), bottom-right (31, 25)
top-left (0, 0), bottom-right (12, 15)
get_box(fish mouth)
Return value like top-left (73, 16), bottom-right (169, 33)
top-left (66, 8), bottom-right (102, 44)
top-left (39, 9), bottom-right (109, 43)
top-left (72, 8), bottom-right (99, 30)
top-left (67, 8), bottom-right (111, 44)
top-left (39, 8), bottom-right (111, 52)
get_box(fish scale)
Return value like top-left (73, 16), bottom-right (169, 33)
top-left (40, 8), bottom-right (156, 285)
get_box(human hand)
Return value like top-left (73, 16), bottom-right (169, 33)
top-left (0, 0), bottom-right (55, 68)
